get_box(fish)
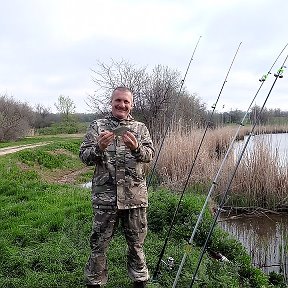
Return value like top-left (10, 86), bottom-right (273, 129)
top-left (112, 126), bottom-right (130, 136)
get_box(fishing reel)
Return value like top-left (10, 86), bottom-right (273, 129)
top-left (259, 73), bottom-right (269, 82)
top-left (274, 65), bottom-right (286, 78)
top-left (161, 256), bottom-right (175, 270)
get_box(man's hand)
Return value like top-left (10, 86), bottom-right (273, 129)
top-left (98, 131), bottom-right (114, 151)
top-left (122, 131), bottom-right (139, 151)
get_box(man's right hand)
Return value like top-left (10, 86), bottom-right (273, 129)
top-left (98, 131), bottom-right (114, 151)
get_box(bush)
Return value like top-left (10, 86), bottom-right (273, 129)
top-left (0, 95), bottom-right (34, 141)
top-left (37, 122), bottom-right (88, 135)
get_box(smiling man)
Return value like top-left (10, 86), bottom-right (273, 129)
top-left (79, 86), bottom-right (155, 288)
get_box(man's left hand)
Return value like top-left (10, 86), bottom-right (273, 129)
top-left (122, 131), bottom-right (138, 151)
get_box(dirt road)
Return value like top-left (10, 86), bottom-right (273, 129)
top-left (0, 142), bottom-right (50, 156)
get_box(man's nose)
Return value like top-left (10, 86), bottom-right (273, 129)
top-left (119, 101), bottom-right (125, 107)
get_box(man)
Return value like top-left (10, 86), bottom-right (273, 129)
top-left (79, 86), bottom-right (155, 288)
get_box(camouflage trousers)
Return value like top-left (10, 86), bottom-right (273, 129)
top-left (84, 207), bottom-right (149, 285)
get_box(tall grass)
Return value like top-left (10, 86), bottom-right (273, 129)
top-left (156, 124), bottom-right (288, 209)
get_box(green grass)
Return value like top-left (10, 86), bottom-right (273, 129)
top-left (0, 134), bottom-right (84, 148)
top-left (0, 138), bottom-right (283, 287)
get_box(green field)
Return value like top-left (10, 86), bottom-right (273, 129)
top-left (0, 137), bottom-right (284, 287)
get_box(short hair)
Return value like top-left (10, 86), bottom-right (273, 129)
top-left (112, 86), bottom-right (132, 95)
top-left (111, 86), bottom-right (133, 101)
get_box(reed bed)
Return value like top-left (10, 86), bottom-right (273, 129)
top-left (230, 138), bottom-right (288, 209)
top-left (155, 124), bottom-right (288, 210)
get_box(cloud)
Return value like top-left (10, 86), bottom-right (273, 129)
top-left (0, 0), bottom-right (287, 113)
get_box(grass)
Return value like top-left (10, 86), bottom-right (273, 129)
top-left (0, 133), bottom-right (84, 148)
top-left (0, 136), bottom-right (285, 287)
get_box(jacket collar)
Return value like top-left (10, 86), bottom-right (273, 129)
top-left (107, 112), bottom-right (134, 123)
top-left (106, 113), bottom-right (134, 129)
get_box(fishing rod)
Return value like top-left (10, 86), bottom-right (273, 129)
top-left (147, 36), bottom-right (202, 188)
top-left (172, 42), bottom-right (288, 287)
top-left (189, 53), bottom-right (288, 288)
top-left (151, 42), bottom-right (242, 281)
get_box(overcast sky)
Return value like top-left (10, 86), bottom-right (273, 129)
top-left (1, 0), bottom-right (287, 113)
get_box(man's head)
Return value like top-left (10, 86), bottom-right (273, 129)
top-left (111, 86), bottom-right (133, 120)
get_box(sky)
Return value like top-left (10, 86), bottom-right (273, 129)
top-left (0, 0), bottom-right (287, 113)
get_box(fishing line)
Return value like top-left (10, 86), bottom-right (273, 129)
top-left (147, 35), bottom-right (202, 188)
top-left (189, 51), bottom-right (288, 288)
top-left (151, 41), bottom-right (242, 281)
top-left (172, 42), bottom-right (288, 287)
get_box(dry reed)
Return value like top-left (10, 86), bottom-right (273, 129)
top-left (155, 124), bottom-right (288, 209)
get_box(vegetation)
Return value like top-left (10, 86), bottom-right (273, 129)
top-left (2, 61), bottom-right (288, 143)
top-left (37, 121), bottom-right (88, 135)
top-left (0, 135), bottom-right (84, 150)
top-left (155, 124), bottom-right (288, 210)
top-left (1, 58), bottom-right (288, 287)
top-left (54, 95), bottom-right (76, 118)
top-left (0, 137), bottom-right (284, 287)
top-left (0, 95), bottom-right (34, 141)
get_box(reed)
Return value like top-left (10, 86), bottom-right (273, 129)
top-left (229, 138), bottom-right (288, 209)
top-left (155, 124), bottom-right (288, 209)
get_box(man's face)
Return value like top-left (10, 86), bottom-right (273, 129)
top-left (111, 90), bottom-right (133, 119)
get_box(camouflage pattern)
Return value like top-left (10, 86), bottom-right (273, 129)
top-left (84, 207), bottom-right (148, 285)
top-left (80, 113), bottom-right (154, 285)
top-left (79, 113), bottom-right (155, 210)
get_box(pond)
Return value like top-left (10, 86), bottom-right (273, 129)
top-left (219, 213), bottom-right (288, 282)
top-left (235, 132), bottom-right (288, 167)
top-left (225, 132), bottom-right (288, 282)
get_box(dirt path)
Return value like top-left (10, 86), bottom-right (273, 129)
top-left (0, 140), bottom-right (92, 185)
top-left (0, 142), bottom-right (50, 156)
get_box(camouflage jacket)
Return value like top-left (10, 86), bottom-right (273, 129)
top-left (79, 114), bottom-right (155, 210)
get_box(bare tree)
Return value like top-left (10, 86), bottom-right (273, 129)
top-left (34, 104), bottom-right (53, 128)
top-left (176, 92), bottom-right (207, 129)
top-left (250, 105), bottom-right (269, 125)
top-left (137, 65), bottom-right (182, 138)
top-left (0, 95), bottom-right (34, 141)
top-left (87, 59), bottom-right (149, 114)
top-left (88, 59), bottom-right (207, 139)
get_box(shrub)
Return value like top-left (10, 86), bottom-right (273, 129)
top-left (37, 122), bottom-right (88, 135)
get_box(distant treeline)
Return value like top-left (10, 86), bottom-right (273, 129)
top-left (1, 92), bottom-right (288, 142)
top-left (213, 107), bottom-right (288, 126)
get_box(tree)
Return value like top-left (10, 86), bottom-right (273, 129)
top-left (175, 92), bottom-right (207, 130)
top-left (54, 95), bottom-right (76, 122)
top-left (87, 59), bottom-right (149, 114)
top-left (250, 105), bottom-right (269, 125)
top-left (0, 95), bottom-right (34, 141)
top-left (34, 104), bottom-right (53, 128)
top-left (87, 59), bottom-right (207, 140)
top-left (229, 109), bottom-right (244, 124)
top-left (137, 64), bottom-right (183, 138)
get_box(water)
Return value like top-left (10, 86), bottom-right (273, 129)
top-left (225, 133), bottom-right (288, 281)
top-left (235, 133), bottom-right (288, 167)
top-left (219, 213), bottom-right (288, 281)
top-left (81, 181), bottom-right (92, 189)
